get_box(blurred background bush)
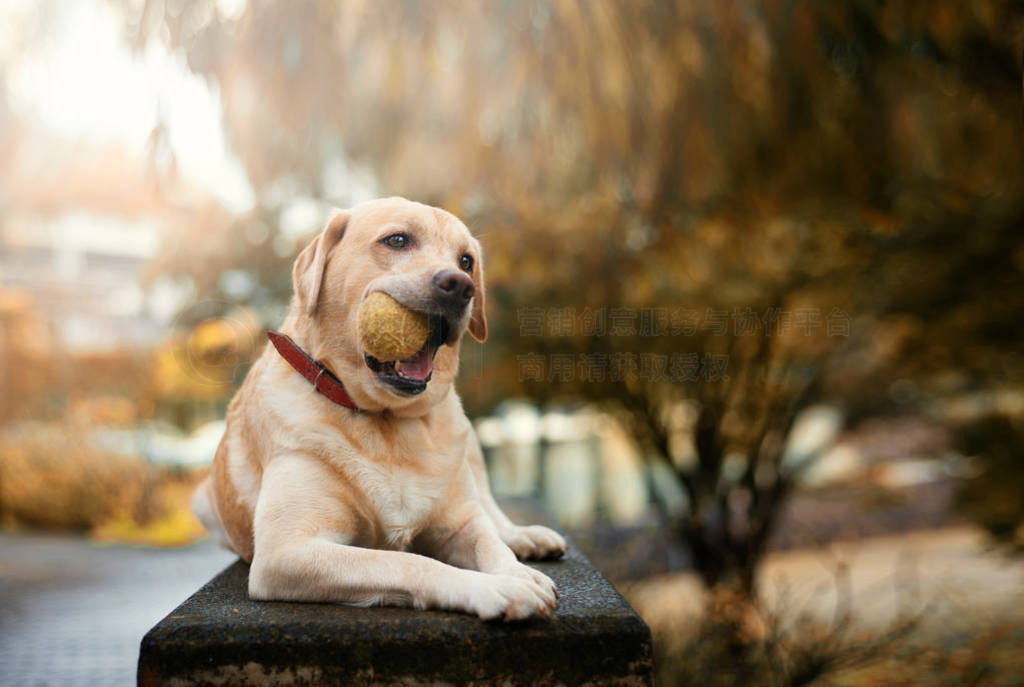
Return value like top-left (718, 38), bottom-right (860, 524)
top-left (1, 1), bottom-right (1023, 684)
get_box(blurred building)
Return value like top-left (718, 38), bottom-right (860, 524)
top-left (0, 212), bottom-right (160, 352)
top-left (0, 135), bottom-right (191, 353)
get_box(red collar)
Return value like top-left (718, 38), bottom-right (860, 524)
top-left (267, 330), bottom-right (359, 410)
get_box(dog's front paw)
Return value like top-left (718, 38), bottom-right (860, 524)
top-left (496, 561), bottom-right (558, 601)
top-left (466, 570), bottom-right (557, 621)
top-left (501, 524), bottom-right (567, 560)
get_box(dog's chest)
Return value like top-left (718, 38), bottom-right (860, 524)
top-left (352, 460), bottom-right (447, 550)
top-left (267, 376), bottom-right (467, 551)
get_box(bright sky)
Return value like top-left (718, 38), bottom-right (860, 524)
top-left (3, 0), bottom-right (255, 214)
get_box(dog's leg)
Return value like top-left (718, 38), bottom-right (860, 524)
top-left (414, 491), bottom-right (558, 611)
top-left (249, 455), bottom-right (554, 620)
top-left (466, 440), bottom-right (567, 560)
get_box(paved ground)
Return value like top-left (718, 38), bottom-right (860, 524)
top-left (624, 525), bottom-right (1024, 643)
top-left (0, 533), bottom-right (236, 686)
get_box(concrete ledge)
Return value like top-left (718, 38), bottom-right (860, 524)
top-left (138, 530), bottom-right (652, 685)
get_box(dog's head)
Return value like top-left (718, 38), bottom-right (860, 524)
top-left (287, 197), bottom-right (485, 415)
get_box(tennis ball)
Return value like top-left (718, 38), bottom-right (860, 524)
top-left (358, 292), bottom-right (429, 361)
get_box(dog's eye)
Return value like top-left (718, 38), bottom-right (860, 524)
top-left (381, 233), bottom-right (409, 249)
top-left (459, 254), bottom-right (474, 272)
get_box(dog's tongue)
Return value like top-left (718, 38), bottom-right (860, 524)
top-left (397, 344), bottom-right (435, 381)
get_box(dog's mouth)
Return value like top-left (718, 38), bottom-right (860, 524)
top-left (363, 314), bottom-right (451, 396)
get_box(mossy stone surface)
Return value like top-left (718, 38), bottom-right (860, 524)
top-left (138, 502), bottom-right (652, 686)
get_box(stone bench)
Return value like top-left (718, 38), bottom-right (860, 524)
top-left (137, 503), bottom-right (653, 686)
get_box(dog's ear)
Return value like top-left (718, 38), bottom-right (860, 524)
top-left (468, 241), bottom-right (487, 342)
top-left (292, 210), bottom-right (349, 316)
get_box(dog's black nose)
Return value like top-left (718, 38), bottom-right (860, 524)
top-left (432, 269), bottom-right (474, 303)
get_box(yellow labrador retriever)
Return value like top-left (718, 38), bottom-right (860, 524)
top-left (191, 197), bottom-right (566, 620)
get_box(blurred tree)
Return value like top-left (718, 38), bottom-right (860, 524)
top-left (956, 415), bottom-right (1024, 550)
top-left (126, 0), bottom-right (1024, 596)
top-left (0, 290), bottom-right (64, 423)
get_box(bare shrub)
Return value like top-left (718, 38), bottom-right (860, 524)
top-left (0, 423), bottom-right (205, 546)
